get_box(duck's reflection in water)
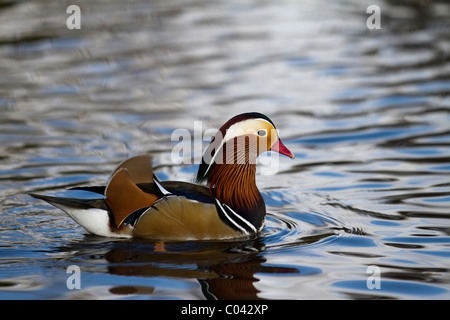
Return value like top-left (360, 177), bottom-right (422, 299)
top-left (101, 238), bottom-right (299, 299)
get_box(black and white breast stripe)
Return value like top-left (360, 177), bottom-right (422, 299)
top-left (215, 199), bottom-right (257, 235)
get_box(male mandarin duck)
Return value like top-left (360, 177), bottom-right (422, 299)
top-left (30, 112), bottom-right (294, 240)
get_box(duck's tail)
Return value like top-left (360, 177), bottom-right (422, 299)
top-left (29, 191), bottom-right (129, 237)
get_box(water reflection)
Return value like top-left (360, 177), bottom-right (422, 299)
top-left (54, 237), bottom-right (299, 299)
top-left (46, 207), bottom-right (349, 299)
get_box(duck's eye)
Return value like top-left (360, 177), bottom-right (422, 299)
top-left (257, 129), bottom-right (267, 137)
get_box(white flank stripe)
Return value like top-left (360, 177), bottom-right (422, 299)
top-left (56, 205), bottom-right (131, 238)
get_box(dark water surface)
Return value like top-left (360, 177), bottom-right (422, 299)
top-left (1, 0), bottom-right (450, 299)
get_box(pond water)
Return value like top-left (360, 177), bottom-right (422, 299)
top-left (1, 0), bottom-right (449, 299)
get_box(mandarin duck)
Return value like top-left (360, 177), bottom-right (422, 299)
top-left (30, 112), bottom-right (294, 240)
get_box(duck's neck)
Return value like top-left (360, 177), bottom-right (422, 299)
top-left (204, 137), bottom-right (265, 226)
top-left (208, 162), bottom-right (262, 212)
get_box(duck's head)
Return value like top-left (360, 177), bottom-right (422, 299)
top-left (197, 112), bottom-right (294, 183)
